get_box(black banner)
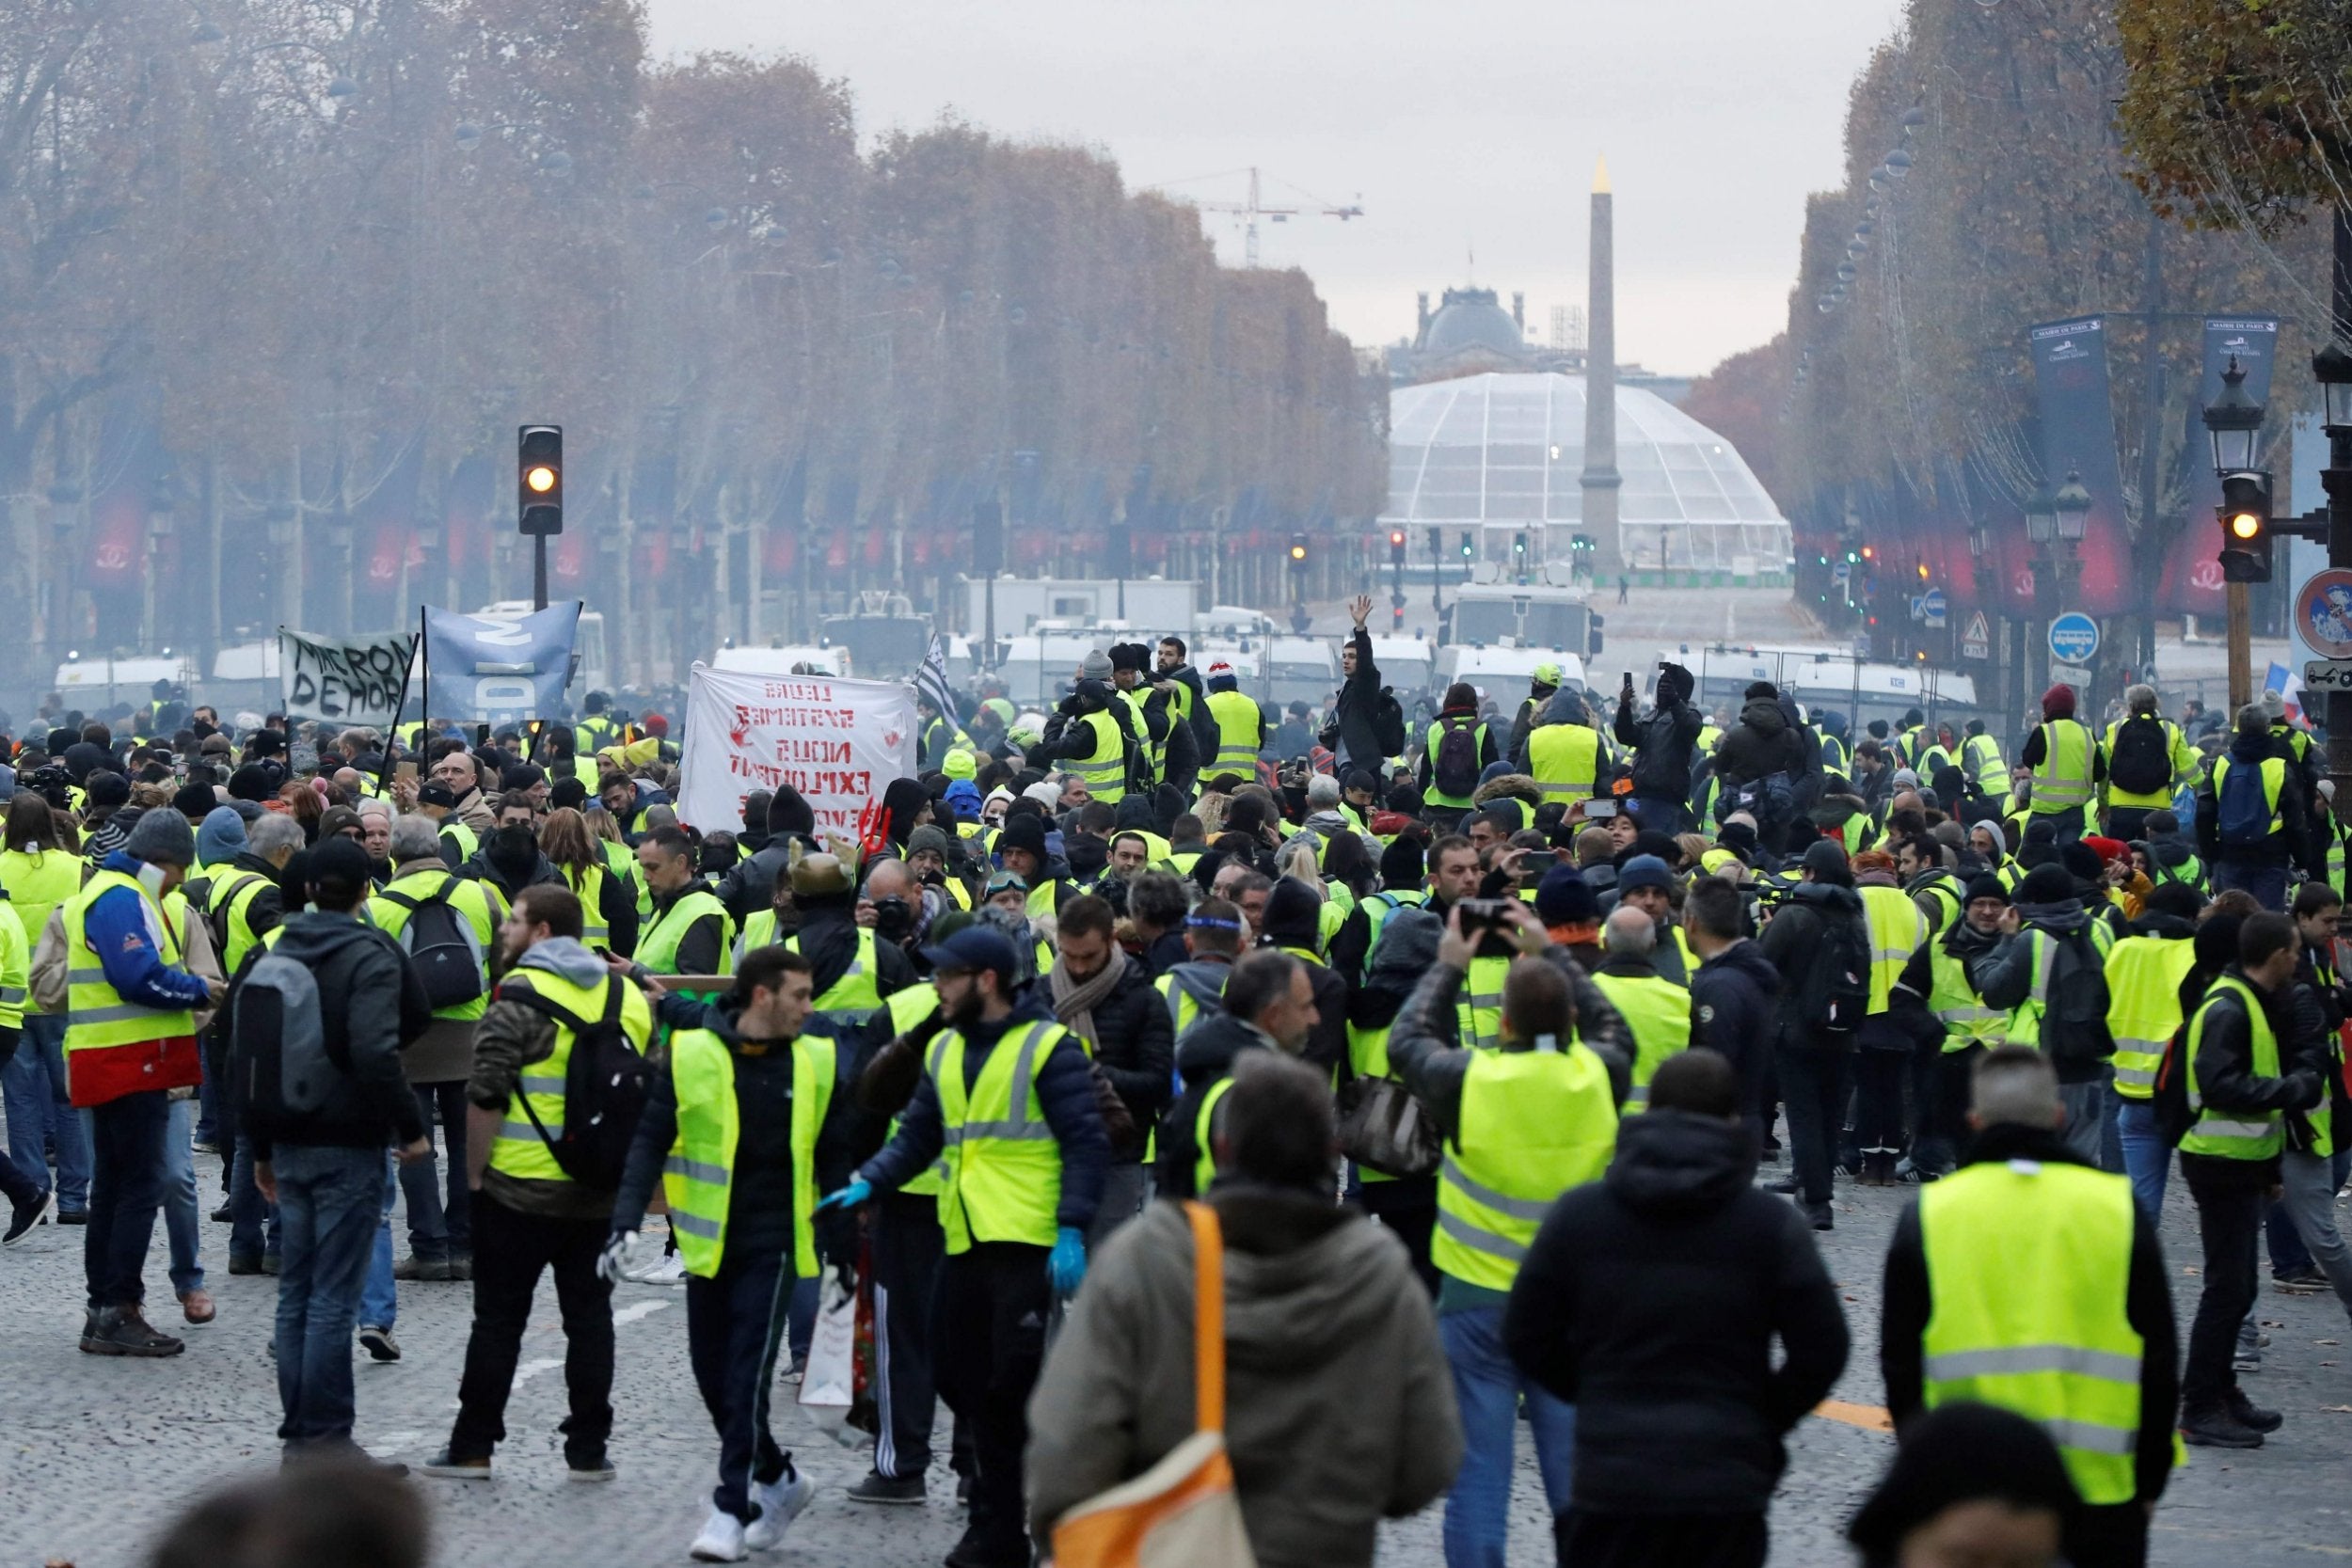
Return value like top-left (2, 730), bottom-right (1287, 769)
top-left (2027, 316), bottom-right (2129, 616)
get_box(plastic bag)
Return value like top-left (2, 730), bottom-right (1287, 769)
top-left (798, 1263), bottom-right (865, 1448)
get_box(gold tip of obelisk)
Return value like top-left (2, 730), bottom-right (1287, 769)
top-left (1593, 154), bottom-right (1611, 195)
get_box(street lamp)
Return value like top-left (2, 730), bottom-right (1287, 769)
top-left (2203, 356), bottom-right (2265, 474)
top-left (2314, 341), bottom-right (2352, 437)
top-left (2052, 469), bottom-right (2090, 542)
top-left (2024, 486), bottom-right (2055, 546)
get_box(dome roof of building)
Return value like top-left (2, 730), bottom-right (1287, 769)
top-left (1420, 289), bottom-right (1526, 358)
top-left (1384, 371), bottom-right (1791, 570)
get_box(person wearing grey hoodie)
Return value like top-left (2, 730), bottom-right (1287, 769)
top-left (1026, 1052), bottom-right (1461, 1568)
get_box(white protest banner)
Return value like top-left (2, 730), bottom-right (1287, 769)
top-left (676, 662), bottom-right (916, 836)
top-left (278, 627), bottom-right (420, 726)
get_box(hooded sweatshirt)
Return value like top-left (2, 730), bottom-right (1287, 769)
top-left (1503, 1110), bottom-right (1848, 1513)
top-left (467, 936), bottom-right (628, 1220)
top-left (239, 910), bottom-right (430, 1159)
top-left (1025, 1187), bottom-right (1462, 1568)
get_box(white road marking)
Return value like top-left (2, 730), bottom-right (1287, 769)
top-left (614, 1300), bottom-right (673, 1325)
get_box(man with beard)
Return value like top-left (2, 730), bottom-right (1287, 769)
top-left (422, 885), bottom-right (653, 1486)
top-left (636, 825), bottom-right (734, 981)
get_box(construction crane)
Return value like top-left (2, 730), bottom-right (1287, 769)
top-left (1161, 166), bottom-right (1363, 268)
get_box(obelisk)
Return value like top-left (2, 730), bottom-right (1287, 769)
top-left (1581, 154), bottom-right (1625, 578)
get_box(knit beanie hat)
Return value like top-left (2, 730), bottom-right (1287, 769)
top-left (1535, 865), bottom-right (1598, 926)
top-left (124, 806), bottom-right (198, 866)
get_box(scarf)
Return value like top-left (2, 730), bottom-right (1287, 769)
top-left (1049, 948), bottom-right (1129, 1051)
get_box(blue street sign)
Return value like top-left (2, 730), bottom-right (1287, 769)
top-left (2047, 610), bottom-right (2099, 666)
top-left (1921, 587), bottom-right (1947, 628)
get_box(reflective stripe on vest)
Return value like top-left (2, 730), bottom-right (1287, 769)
top-left (563, 863), bottom-right (611, 946)
top-left (1527, 723), bottom-right (1604, 806)
top-left (2183, 974), bottom-right (2284, 1159)
top-left (787, 927), bottom-right (882, 1023)
top-left (1589, 971), bottom-right (1690, 1107)
top-left (662, 1026), bottom-right (835, 1278)
top-left (2029, 720), bottom-right (2095, 811)
top-left (2103, 933), bottom-right (2197, 1099)
top-left (61, 870), bottom-right (196, 1053)
top-left (1456, 953), bottom-right (1510, 1050)
top-left (1431, 1040), bottom-right (1616, 1291)
top-left (1861, 884), bottom-right (1928, 1013)
top-left (928, 1020), bottom-right (1069, 1253)
top-left (484, 970), bottom-right (651, 1183)
top-left (1920, 1160), bottom-right (2142, 1505)
top-left (1067, 709), bottom-right (1127, 804)
top-left (1927, 944), bottom-right (2005, 1053)
top-left (1207, 689), bottom-right (1262, 776)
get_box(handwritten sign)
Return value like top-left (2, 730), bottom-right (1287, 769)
top-left (278, 628), bottom-right (419, 726)
top-left (676, 663), bottom-right (914, 836)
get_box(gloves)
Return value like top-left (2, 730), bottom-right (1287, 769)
top-left (816, 1179), bottom-right (874, 1213)
top-left (1050, 1225), bottom-right (1087, 1298)
top-left (594, 1230), bottom-right (634, 1283)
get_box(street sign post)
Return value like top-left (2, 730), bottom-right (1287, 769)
top-left (1960, 610), bottom-right (1991, 660)
top-left (2304, 659), bottom-right (2352, 694)
top-left (2052, 660), bottom-right (2094, 687)
top-left (2047, 610), bottom-right (2100, 666)
top-left (1921, 588), bottom-right (1947, 628)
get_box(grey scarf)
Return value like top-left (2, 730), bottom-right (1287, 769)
top-left (1049, 949), bottom-right (1129, 1050)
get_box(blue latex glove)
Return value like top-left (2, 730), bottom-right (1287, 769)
top-left (1050, 1225), bottom-right (1088, 1297)
top-left (816, 1179), bottom-right (873, 1213)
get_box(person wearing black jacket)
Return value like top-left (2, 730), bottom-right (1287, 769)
top-left (1042, 895), bottom-right (1173, 1244)
top-left (2176, 913), bottom-right (2325, 1449)
top-left (2196, 701), bottom-right (2318, 910)
top-left (1156, 949), bottom-right (1321, 1200)
top-left (2267, 883), bottom-right (2352, 1298)
top-left (241, 839), bottom-right (432, 1455)
top-left (1614, 662), bottom-right (1702, 835)
top-left (1881, 1047), bottom-right (2178, 1568)
top-left (1324, 595), bottom-right (1386, 775)
top-left (1507, 1051), bottom-right (1847, 1568)
top-left (1757, 838), bottom-right (1868, 1229)
top-left (1342, 905), bottom-right (1445, 1293)
top-left (605, 947), bottom-right (878, 1558)
top-left (714, 789), bottom-right (815, 925)
top-left (1253, 876), bottom-right (1350, 1071)
top-left (1683, 875), bottom-right (1781, 1143)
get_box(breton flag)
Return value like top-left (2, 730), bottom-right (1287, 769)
top-left (911, 634), bottom-right (959, 722)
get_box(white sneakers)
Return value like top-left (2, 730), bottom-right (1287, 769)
top-left (628, 1251), bottom-right (689, 1287)
top-left (688, 1509), bottom-right (747, 1562)
top-left (743, 1467), bottom-right (813, 1551)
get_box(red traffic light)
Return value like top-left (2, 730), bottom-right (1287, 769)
top-left (1388, 530), bottom-right (1406, 547)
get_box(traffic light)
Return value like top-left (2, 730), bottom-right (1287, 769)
top-left (1586, 611), bottom-right (1605, 657)
top-left (1859, 544), bottom-right (1875, 562)
top-left (1287, 531), bottom-right (1309, 565)
top-left (1513, 531), bottom-right (1529, 558)
top-left (2217, 470), bottom-right (2274, 583)
top-left (1389, 529), bottom-right (1406, 567)
top-left (1458, 530), bottom-right (1474, 560)
top-left (1426, 526), bottom-right (1442, 563)
top-left (517, 425), bottom-right (562, 535)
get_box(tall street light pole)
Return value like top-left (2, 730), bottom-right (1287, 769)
top-left (2051, 470), bottom-right (2091, 705)
top-left (2314, 342), bottom-right (2352, 800)
top-left (2203, 356), bottom-right (2265, 714)
top-left (2024, 486), bottom-right (2056, 702)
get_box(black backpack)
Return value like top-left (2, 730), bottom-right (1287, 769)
top-left (1434, 720), bottom-right (1482, 799)
top-left (2042, 927), bottom-right (2114, 1066)
top-left (380, 882), bottom-right (488, 1012)
top-left (1371, 688), bottom-right (1408, 758)
top-left (233, 945), bottom-right (346, 1129)
top-left (2107, 715), bottom-right (2171, 795)
top-left (1791, 904), bottom-right (1872, 1040)
top-left (501, 978), bottom-right (650, 1192)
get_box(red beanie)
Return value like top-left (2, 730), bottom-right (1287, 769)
top-left (644, 713), bottom-right (670, 737)
top-left (2041, 683), bottom-right (2076, 720)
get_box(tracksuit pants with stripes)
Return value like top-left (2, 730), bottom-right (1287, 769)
top-left (870, 1191), bottom-right (944, 1481)
top-left (686, 1246), bottom-right (798, 1523)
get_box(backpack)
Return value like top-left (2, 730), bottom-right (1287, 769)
top-left (501, 978), bottom-right (650, 1191)
top-left (1434, 720), bottom-right (1482, 799)
top-left (1371, 688), bottom-right (1407, 758)
top-left (2151, 1017), bottom-right (2197, 1148)
top-left (2042, 928), bottom-right (2114, 1065)
top-left (2108, 715), bottom-right (2171, 795)
top-left (381, 882), bottom-right (487, 1011)
top-left (234, 949), bottom-right (346, 1125)
top-left (1789, 903), bottom-right (1871, 1040)
top-left (2216, 758), bottom-right (2275, 849)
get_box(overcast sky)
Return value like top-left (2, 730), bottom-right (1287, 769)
top-left (645, 0), bottom-right (1904, 377)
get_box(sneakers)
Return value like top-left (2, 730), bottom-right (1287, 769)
top-left (178, 1289), bottom-right (215, 1326)
top-left (1761, 1176), bottom-right (1800, 1196)
top-left (846, 1468), bottom-right (928, 1505)
top-left (1803, 1201), bottom-right (1834, 1231)
top-left (2273, 1265), bottom-right (2328, 1293)
top-left (55, 1208), bottom-right (87, 1226)
top-left (564, 1448), bottom-right (615, 1483)
top-left (357, 1325), bottom-right (401, 1362)
top-left (82, 1305), bottom-right (185, 1357)
top-left (744, 1467), bottom-right (813, 1549)
top-left (4, 1183), bottom-right (54, 1246)
top-left (228, 1255), bottom-right (265, 1275)
top-left (211, 1201), bottom-right (232, 1224)
top-left (2233, 1350), bottom-right (2265, 1374)
top-left (2182, 1406), bottom-right (2265, 1449)
top-left (626, 1251), bottom-right (689, 1287)
top-left (420, 1448), bottom-right (493, 1480)
top-left (2227, 1386), bottom-right (2284, 1433)
top-left (689, 1508), bottom-right (749, 1562)
top-left (448, 1254), bottom-right (473, 1280)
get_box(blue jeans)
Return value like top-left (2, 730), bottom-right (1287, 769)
top-left (85, 1089), bottom-right (171, 1310)
top-left (2114, 1096), bottom-right (2170, 1216)
top-left (361, 1149), bottom-right (397, 1330)
top-left (161, 1098), bottom-right (204, 1296)
top-left (396, 1081), bottom-right (471, 1260)
top-left (1440, 1305), bottom-right (1576, 1568)
top-left (3, 1016), bottom-right (88, 1210)
top-left (272, 1144), bottom-right (387, 1449)
top-left (2213, 858), bottom-right (2289, 911)
top-left (2058, 1077), bottom-right (2109, 1168)
top-left (230, 1138), bottom-right (279, 1262)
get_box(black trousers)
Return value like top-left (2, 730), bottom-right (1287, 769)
top-left (1358, 1175), bottom-right (1439, 1297)
top-left (1773, 1046), bottom-right (1851, 1205)
top-left (2183, 1161), bottom-right (2265, 1413)
top-left (686, 1244), bottom-right (795, 1522)
top-left (2066, 1501), bottom-right (2152, 1568)
top-left (871, 1191), bottom-right (945, 1481)
top-left (1555, 1509), bottom-right (1767, 1568)
top-left (935, 1241), bottom-right (1052, 1567)
top-left (448, 1193), bottom-right (614, 1460)
top-left (1912, 1042), bottom-right (1981, 1174)
top-left (1853, 1049), bottom-right (1909, 1155)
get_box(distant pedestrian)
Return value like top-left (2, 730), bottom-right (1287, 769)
top-left (1505, 1049), bottom-right (1848, 1567)
top-left (1617, 574), bottom-right (1629, 604)
top-left (1027, 1051), bottom-right (1462, 1568)
top-left (239, 839), bottom-right (432, 1460)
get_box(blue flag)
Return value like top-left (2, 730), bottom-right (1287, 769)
top-left (423, 603), bottom-right (581, 725)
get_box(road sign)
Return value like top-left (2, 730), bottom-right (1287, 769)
top-left (1960, 610), bottom-right (1991, 660)
top-left (1921, 587), bottom-right (1947, 628)
top-left (1908, 594), bottom-right (1926, 623)
top-left (2047, 610), bottom-right (2099, 665)
top-left (2304, 659), bottom-right (2352, 693)
top-left (1832, 561), bottom-right (1851, 584)
top-left (2295, 568), bottom-right (2352, 660)
top-left (2052, 661), bottom-right (2093, 687)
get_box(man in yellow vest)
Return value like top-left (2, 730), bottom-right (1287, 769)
top-left (1880, 1046), bottom-right (2178, 1566)
top-left (1888, 873), bottom-right (2009, 1180)
top-left (424, 884), bottom-right (653, 1485)
top-left (575, 690), bottom-right (622, 756)
top-left (2101, 683), bottom-right (2197, 844)
top-left (1612, 853), bottom-right (1700, 986)
top-left (2197, 702), bottom-right (2317, 912)
top-left (1971, 862), bottom-right (2117, 1164)
top-left (1854, 848), bottom-right (1931, 1185)
top-left (1591, 906), bottom-right (1696, 1107)
top-left (819, 926), bottom-right (1110, 1568)
top-left (1033, 673), bottom-right (1133, 806)
top-left (604, 944), bottom-right (867, 1560)
top-left (2103, 881), bottom-right (2202, 1214)
top-left (60, 808), bottom-right (222, 1357)
top-left (636, 824), bottom-right (734, 979)
top-left (1387, 914), bottom-right (1627, 1568)
top-left (1154, 948), bottom-right (1320, 1199)
top-left (1960, 719), bottom-right (2010, 813)
top-left (1518, 694), bottom-right (1609, 815)
top-left (2018, 683), bottom-right (2102, 843)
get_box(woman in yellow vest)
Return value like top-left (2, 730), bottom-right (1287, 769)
top-left (0, 792), bottom-right (91, 1221)
top-left (603, 946), bottom-right (859, 1559)
top-left (543, 807), bottom-right (637, 958)
top-left (2020, 684), bottom-right (2102, 838)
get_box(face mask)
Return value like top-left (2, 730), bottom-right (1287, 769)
top-left (136, 862), bottom-right (170, 899)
